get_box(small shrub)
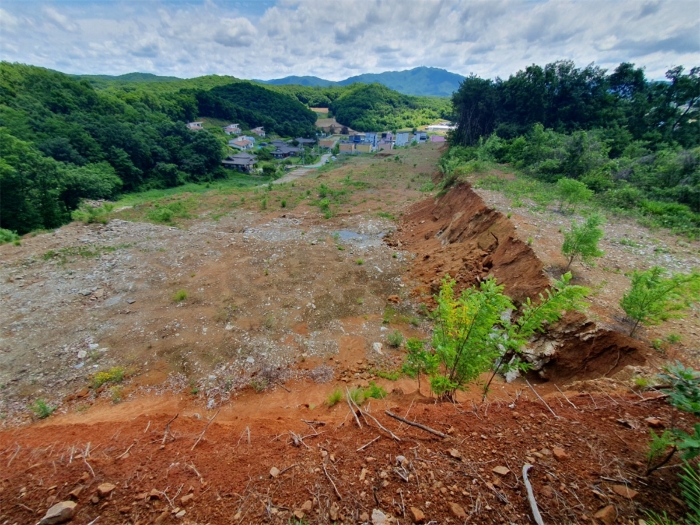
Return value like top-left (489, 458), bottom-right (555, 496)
top-left (387, 330), bottom-right (404, 347)
top-left (373, 369), bottom-right (400, 381)
top-left (249, 377), bottom-right (269, 393)
top-left (173, 289), bottom-right (188, 302)
top-left (281, 200), bottom-right (287, 208)
top-left (92, 366), bottom-right (126, 388)
top-left (667, 333), bottom-right (682, 344)
top-left (31, 399), bottom-right (55, 419)
top-left (562, 214), bottom-right (605, 271)
top-left (348, 387), bottom-right (365, 406)
top-left (634, 377), bottom-right (651, 390)
top-left (110, 386), bottom-right (124, 403)
top-left (356, 259), bottom-right (364, 265)
top-left (0, 228), bottom-right (20, 245)
top-left (326, 388), bottom-right (343, 407)
top-left (364, 381), bottom-right (387, 400)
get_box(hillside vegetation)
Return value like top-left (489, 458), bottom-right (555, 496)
top-left (447, 60), bottom-right (700, 236)
top-left (0, 63), bottom-right (318, 234)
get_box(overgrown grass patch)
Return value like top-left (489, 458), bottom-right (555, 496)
top-left (91, 366), bottom-right (126, 388)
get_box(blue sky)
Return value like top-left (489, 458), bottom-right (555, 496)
top-left (1, 0), bottom-right (698, 81)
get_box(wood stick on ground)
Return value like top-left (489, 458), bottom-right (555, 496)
top-left (278, 463), bottom-right (299, 476)
top-left (525, 380), bottom-right (560, 419)
top-left (554, 384), bottom-right (578, 410)
top-left (162, 414), bottom-right (179, 444)
top-left (345, 389), bottom-right (362, 429)
top-left (522, 464), bottom-right (545, 525)
top-left (359, 409), bottom-right (401, 441)
top-left (322, 461), bottom-right (342, 500)
top-left (116, 442), bottom-right (135, 460)
top-left (357, 436), bottom-right (381, 452)
top-left (7, 444), bottom-right (20, 468)
top-left (191, 409), bottom-right (220, 451)
top-left (275, 381), bottom-right (291, 393)
top-left (633, 393), bottom-right (670, 404)
top-left (384, 411), bottom-right (446, 438)
top-left (143, 420), bottom-right (151, 433)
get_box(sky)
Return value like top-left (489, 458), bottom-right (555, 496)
top-left (0, 0), bottom-right (698, 81)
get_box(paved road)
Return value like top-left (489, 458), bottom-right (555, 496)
top-left (273, 153), bottom-right (331, 185)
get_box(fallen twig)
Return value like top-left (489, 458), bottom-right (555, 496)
top-left (525, 380), bottom-right (560, 419)
top-left (554, 384), bottom-right (578, 410)
top-left (360, 410), bottom-right (401, 441)
top-left (385, 411), bottom-right (446, 438)
top-left (144, 420), bottom-right (151, 433)
top-left (275, 381), bottom-right (291, 393)
top-left (116, 442), bottom-right (135, 460)
top-left (357, 436), bottom-right (381, 452)
top-left (633, 394), bottom-right (670, 404)
top-left (322, 461), bottom-right (342, 500)
top-left (278, 463), bottom-right (299, 476)
top-left (162, 414), bottom-right (179, 444)
top-left (345, 389), bottom-right (362, 429)
top-left (7, 444), bottom-right (20, 467)
top-left (522, 464), bottom-right (544, 525)
top-left (191, 409), bottom-right (220, 451)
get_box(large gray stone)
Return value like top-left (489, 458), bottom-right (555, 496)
top-left (39, 501), bottom-right (77, 525)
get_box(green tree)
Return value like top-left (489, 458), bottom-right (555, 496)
top-left (620, 267), bottom-right (700, 337)
top-left (561, 214), bottom-right (604, 271)
top-left (420, 273), bottom-right (588, 400)
top-left (556, 177), bottom-right (594, 212)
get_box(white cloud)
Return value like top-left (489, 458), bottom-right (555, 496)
top-left (0, 0), bottom-right (696, 81)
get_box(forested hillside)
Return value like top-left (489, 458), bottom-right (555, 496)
top-left (0, 63), bottom-right (317, 234)
top-left (447, 60), bottom-right (700, 234)
top-left (328, 84), bottom-right (452, 131)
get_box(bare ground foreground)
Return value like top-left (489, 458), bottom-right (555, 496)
top-left (1, 143), bottom-right (698, 524)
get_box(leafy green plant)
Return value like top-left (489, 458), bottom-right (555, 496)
top-left (348, 387), bottom-right (365, 406)
top-left (372, 369), bottom-right (400, 381)
top-left (556, 177), bottom-right (593, 213)
top-left (620, 267), bottom-right (700, 336)
top-left (249, 377), bottom-right (269, 393)
top-left (30, 399), bottom-right (55, 419)
top-left (91, 366), bottom-right (126, 388)
top-left (0, 228), bottom-right (21, 245)
top-left (387, 330), bottom-right (404, 348)
top-left (356, 258), bottom-right (364, 265)
top-left (173, 289), bottom-right (188, 302)
top-left (326, 388), bottom-right (343, 407)
top-left (561, 214), bottom-right (605, 271)
top-left (409, 273), bottom-right (588, 400)
top-left (364, 381), bottom-right (387, 400)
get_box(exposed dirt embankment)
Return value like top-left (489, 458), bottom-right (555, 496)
top-left (391, 182), bottom-right (647, 380)
top-left (390, 182), bottom-right (550, 303)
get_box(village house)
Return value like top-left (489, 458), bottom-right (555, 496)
top-left (355, 142), bottom-right (373, 153)
top-left (272, 145), bottom-right (302, 159)
top-left (395, 131), bottom-right (410, 147)
top-left (295, 137), bottom-right (316, 147)
top-left (223, 123), bottom-right (241, 135)
top-left (251, 127), bottom-right (266, 137)
top-left (414, 131), bottom-right (428, 143)
top-left (221, 152), bottom-right (257, 172)
top-left (377, 139), bottom-right (393, 151)
top-left (319, 138), bottom-right (337, 149)
top-left (186, 122), bottom-right (203, 131)
top-left (430, 135), bottom-right (446, 143)
top-left (364, 132), bottom-right (378, 147)
top-left (426, 122), bottom-right (456, 132)
top-left (228, 138), bottom-right (254, 151)
top-left (338, 141), bottom-right (355, 154)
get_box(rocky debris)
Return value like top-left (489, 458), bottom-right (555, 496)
top-left (68, 486), bottom-right (82, 500)
top-left (645, 417), bottom-right (664, 428)
top-left (372, 508), bottom-right (390, 524)
top-left (269, 466), bottom-right (280, 478)
top-left (175, 509), bottom-right (186, 518)
top-left (612, 485), bottom-right (638, 500)
top-left (409, 506), bottom-right (426, 523)
top-left (492, 465), bottom-right (510, 476)
top-left (552, 446), bottom-right (568, 460)
top-left (387, 295), bottom-right (400, 304)
top-left (329, 501), bottom-right (339, 521)
top-left (449, 502), bottom-right (467, 519)
top-left (38, 501), bottom-right (77, 525)
top-left (301, 500), bottom-right (313, 513)
top-left (96, 482), bottom-right (115, 498)
top-left (448, 448), bottom-right (461, 459)
top-left (594, 505), bottom-right (617, 525)
top-left (181, 493), bottom-right (194, 506)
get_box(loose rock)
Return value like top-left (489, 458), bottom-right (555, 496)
top-left (594, 505), bottom-right (617, 525)
top-left (270, 466), bottom-right (280, 478)
top-left (39, 501), bottom-right (77, 525)
top-left (449, 502), bottom-right (467, 519)
top-left (492, 465), bottom-right (510, 476)
top-left (372, 508), bottom-right (389, 524)
top-left (410, 506), bottom-right (426, 523)
top-left (612, 484), bottom-right (638, 500)
top-left (552, 446), bottom-right (569, 460)
top-left (97, 483), bottom-right (116, 498)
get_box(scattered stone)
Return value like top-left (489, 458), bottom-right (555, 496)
top-left (294, 510), bottom-right (305, 520)
top-left (372, 342), bottom-right (384, 355)
top-left (154, 510), bottom-right (170, 524)
top-left (552, 447), bottom-right (569, 460)
top-left (645, 417), bottom-right (664, 428)
top-left (387, 295), bottom-right (400, 304)
top-left (149, 488), bottom-right (161, 500)
top-left (126, 298), bottom-right (136, 304)
top-left (360, 511), bottom-right (370, 522)
top-left (39, 501), bottom-right (77, 525)
top-left (448, 449), bottom-right (462, 459)
top-left (181, 493), bottom-right (194, 506)
top-left (360, 468), bottom-right (369, 481)
top-left (68, 486), bottom-right (82, 500)
top-left (612, 485), bottom-right (638, 500)
top-left (233, 511), bottom-right (242, 520)
top-left (270, 466), bottom-right (280, 478)
top-left (492, 466), bottom-right (510, 476)
top-left (97, 483), bottom-right (116, 498)
top-left (594, 505), bottom-right (617, 525)
top-left (372, 508), bottom-right (389, 524)
top-left (329, 501), bottom-right (340, 521)
top-left (90, 496), bottom-right (99, 504)
top-left (410, 506), bottom-right (426, 523)
top-left (79, 472), bottom-right (90, 483)
top-left (449, 502), bottom-right (467, 519)
top-left (301, 500), bottom-right (313, 513)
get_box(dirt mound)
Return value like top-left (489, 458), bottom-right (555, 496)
top-left (390, 182), bottom-right (550, 304)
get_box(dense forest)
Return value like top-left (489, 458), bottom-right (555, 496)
top-left (0, 63), bottom-right (317, 234)
top-left (446, 61), bottom-right (700, 232)
top-left (328, 84), bottom-right (452, 131)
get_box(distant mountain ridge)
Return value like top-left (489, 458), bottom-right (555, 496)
top-left (257, 67), bottom-right (465, 97)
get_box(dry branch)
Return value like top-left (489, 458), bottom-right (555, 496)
top-left (345, 388), bottom-right (362, 429)
top-left (357, 436), bottom-right (381, 452)
top-left (554, 384), bottom-right (578, 409)
top-left (522, 464), bottom-right (545, 525)
top-left (162, 414), bottom-right (179, 444)
top-left (322, 461), bottom-right (342, 500)
top-left (191, 409), bottom-right (220, 451)
top-left (526, 380), bottom-right (561, 419)
top-left (384, 411), bottom-right (446, 438)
